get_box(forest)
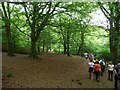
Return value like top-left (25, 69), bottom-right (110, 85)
top-left (1, 2), bottom-right (120, 62)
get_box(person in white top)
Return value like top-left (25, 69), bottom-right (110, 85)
top-left (107, 61), bottom-right (114, 81)
top-left (88, 60), bottom-right (94, 80)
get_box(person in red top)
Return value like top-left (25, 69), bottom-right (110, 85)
top-left (94, 61), bottom-right (101, 82)
top-left (88, 53), bottom-right (92, 60)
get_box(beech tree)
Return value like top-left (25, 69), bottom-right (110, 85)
top-left (2, 2), bottom-right (14, 56)
top-left (99, 2), bottom-right (120, 61)
top-left (21, 2), bottom-right (60, 58)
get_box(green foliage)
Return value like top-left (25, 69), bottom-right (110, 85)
top-left (2, 2), bottom-right (120, 59)
top-left (99, 52), bottom-right (118, 64)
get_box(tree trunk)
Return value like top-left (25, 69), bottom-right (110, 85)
top-left (67, 30), bottom-right (70, 56)
top-left (49, 44), bottom-right (51, 51)
top-left (42, 40), bottom-right (45, 52)
top-left (80, 32), bottom-right (85, 56)
top-left (109, 3), bottom-right (119, 62)
top-left (30, 25), bottom-right (38, 58)
top-left (113, 2), bottom-right (120, 60)
top-left (77, 46), bottom-right (81, 55)
top-left (46, 44), bottom-right (49, 52)
top-left (37, 47), bottom-right (40, 52)
top-left (63, 40), bottom-right (67, 54)
top-left (109, 26), bottom-right (118, 62)
top-left (77, 32), bottom-right (85, 55)
top-left (6, 21), bottom-right (14, 56)
top-left (30, 39), bottom-right (38, 59)
top-left (99, 2), bottom-right (119, 62)
top-left (2, 2), bottom-right (14, 56)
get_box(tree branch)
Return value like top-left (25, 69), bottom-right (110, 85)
top-left (101, 5), bottom-right (111, 17)
top-left (50, 2), bottom-right (60, 14)
top-left (35, 3), bottom-right (49, 21)
top-left (47, 2), bottom-right (52, 14)
top-left (35, 15), bottom-right (49, 40)
top-left (7, 2), bottom-right (10, 20)
top-left (100, 6), bottom-right (110, 20)
top-left (98, 2), bottom-right (112, 20)
top-left (23, 4), bottom-right (32, 28)
top-left (11, 20), bottom-right (31, 37)
top-left (1, 2), bottom-right (8, 18)
top-left (7, 2), bottom-right (27, 4)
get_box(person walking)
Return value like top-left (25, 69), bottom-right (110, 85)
top-left (84, 53), bottom-right (88, 59)
top-left (88, 53), bottom-right (92, 60)
top-left (94, 61), bottom-right (101, 82)
top-left (88, 60), bottom-right (94, 80)
top-left (107, 61), bottom-right (114, 81)
top-left (99, 59), bottom-right (105, 76)
top-left (114, 60), bottom-right (120, 89)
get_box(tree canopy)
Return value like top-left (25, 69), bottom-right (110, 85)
top-left (1, 2), bottom-right (120, 62)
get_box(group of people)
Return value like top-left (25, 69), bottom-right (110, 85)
top-left (88, 58), bottom-right (120, 89)
top-left (88, 58), bottom-right (105, 82)
top-left (84, 53), bottom-right (94, 60)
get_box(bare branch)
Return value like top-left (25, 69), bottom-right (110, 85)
top-left (1, 2), bottom-right (8, 18)
top-left (7, 2), bottom-right (10, 20)
top-left (50, 2), bottom-right (60, 14)
top-left (100, 6), bottom-right (110, 20)
top-left (35, 3), bottom-right (49, 20)
top-left (98, 2), bottom-right (112, 20)
top-left (23, 4), bottom-right (32, 28)
top-left (101, 5), bottom-right (111, 17)
top-left (7, 2), bottom-right (27, 4)
top-left (47, 2), bottom-right (52, 14)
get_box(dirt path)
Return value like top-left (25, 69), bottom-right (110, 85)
top-left (2, 52), bottom-right (114, 88)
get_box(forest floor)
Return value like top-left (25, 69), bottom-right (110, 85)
top-left (2, 52), bottom-right (115, 88)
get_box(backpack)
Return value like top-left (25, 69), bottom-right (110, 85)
top-left (100, 61), bottom-right (104, 66)
top-left (117, 65), bottom-right (120, 75)
top-left (118, 69), bottom-right (120, 75)
top-left (116, 65), bottom-right (120, 76)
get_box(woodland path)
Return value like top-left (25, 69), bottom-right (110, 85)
top-left (2, 52), bottom-right (114, 88)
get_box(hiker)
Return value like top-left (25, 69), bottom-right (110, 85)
top-left (93, 58), bottom-right (98, 63)
top-left (88, 53), bottom-right (92, 60)
top-left (114, 60), bottom-right (120, 89)
top-left (93, 59), bottom-right (96, 63)
top-left (94, 61), bottom-right (101, 82)
top-left (103, 58), bottom-right (106, 65)
top-left (88, 60), bottom-right (94, 80)
top-left (107, 61), bottom-right (114, 81)
top-left (84, 53), bottom-right (88, 59)
top-left (99, 59), bottom-right (105, 76)
top-left (91, 54), bottom-right (94, 60)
